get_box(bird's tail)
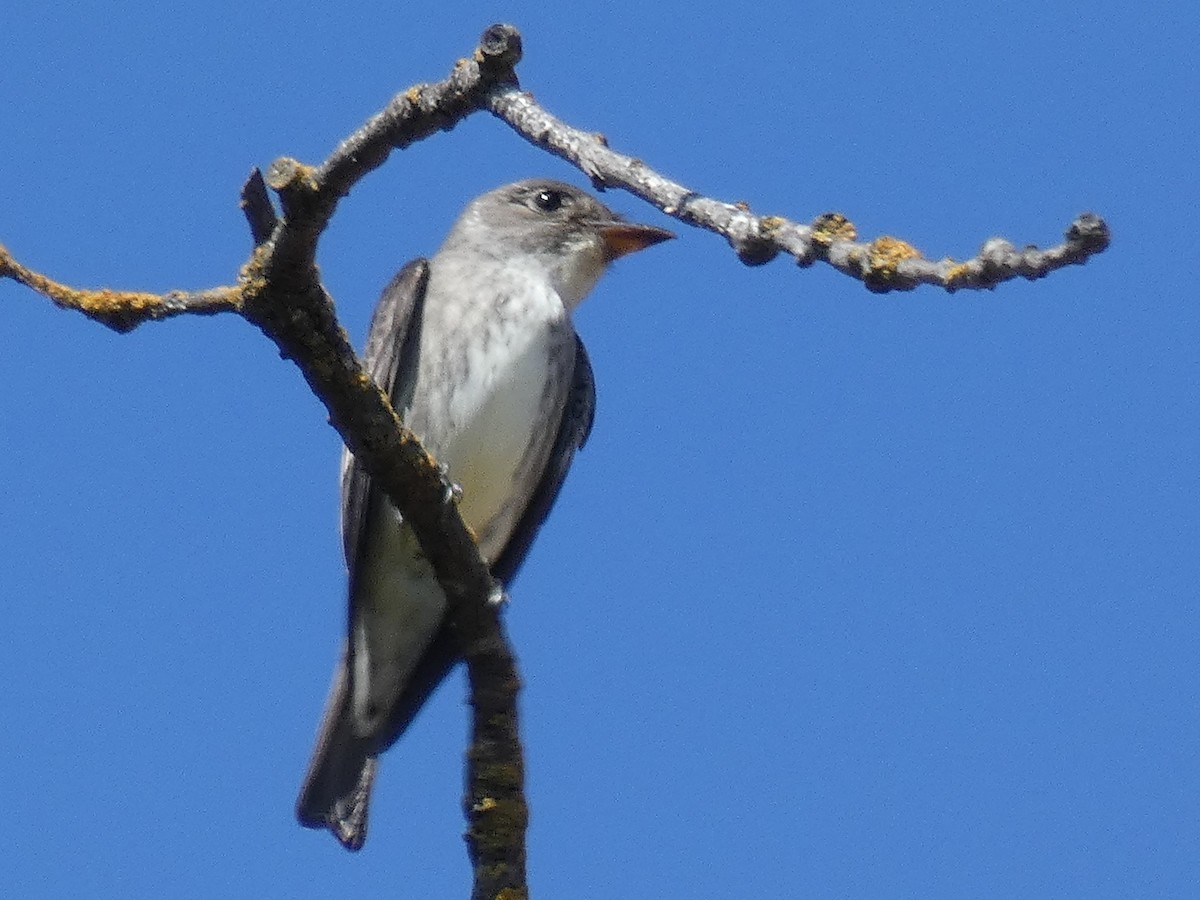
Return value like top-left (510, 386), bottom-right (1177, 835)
top-left (296, 627), bottom-right (462, 850)
top-left (296, 650), bottom-right (377, 851)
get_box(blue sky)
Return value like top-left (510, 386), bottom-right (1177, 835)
top-left (2, 3), bottom-right (1196, 898)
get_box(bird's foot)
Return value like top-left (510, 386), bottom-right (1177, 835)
top-left (487, 580), bottom-right (510, 607)
top-left (437, 463), bottom-right (464, 505)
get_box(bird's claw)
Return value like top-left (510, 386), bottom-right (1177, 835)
top-left (487, 581), bottom-right (510, 607)
top-left (438, 463), bottom-right (463, 505)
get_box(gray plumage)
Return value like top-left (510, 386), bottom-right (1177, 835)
top-left (295, 179), bottom-right (671, 850)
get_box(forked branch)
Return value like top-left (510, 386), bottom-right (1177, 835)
top-left (0, 21), bottom-right (1110, 900)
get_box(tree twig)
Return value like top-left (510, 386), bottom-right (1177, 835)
top-left (486, 86), bottom-right (1110, 290)
top-left (0, 245), bottom-right (241, 332)
top-left (0, 20), bottom-right (1113, 900)
top-left (2, 23), bottom-right (531, 898)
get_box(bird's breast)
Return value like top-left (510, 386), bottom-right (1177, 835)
top-left (407, 267), bottom-right (576, 561)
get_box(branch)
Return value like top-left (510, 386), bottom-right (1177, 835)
top-left (236, 28), bottom-right (531, 898)
top-left (486, 87), bottom-right (1110, 291)
top-left (3, 23), bottom-right (530, 898)
top-left (1, 19), bottom-right (1113, 900)
top-left (0, 245), bottom-right (241, 332)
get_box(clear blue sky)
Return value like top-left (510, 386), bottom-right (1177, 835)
top-left (2, 3), bottom-right (1196, 898)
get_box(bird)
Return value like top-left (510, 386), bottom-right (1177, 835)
top-left (295, 178), bottom-right (673, 850)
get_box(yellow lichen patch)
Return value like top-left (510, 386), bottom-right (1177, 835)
top-left (944, 261), bottom-right (972, 287)
top-left (867, 235), bottom-right (922, 274)
top-left (468, 795), bottom-right (528, 851)
top-left (1, 250), bottom-right (154, 317)
top-left (404, 85), bottom-right (424, 105)
top-left (81, 288), bottom-right (161, 316)
top-left (758, 215), bottom-right (786, 237)
top-left (293, 163), bottom-right (319, 193)
top-left (473, 796), bottom-right (498, 813)
top-left (811, 212), bottom-right (857, 247)
top-left (4, 246), bottom-right (240, 327)
top-left (238, 247), bottom-right (272, 296)
top-left (265, 157), bottom-right (319, 195)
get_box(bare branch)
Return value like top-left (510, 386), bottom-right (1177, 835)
top-left (0, 244), bottom-right (241, 332)
top-left (486, 86), bottom-right (1111, 290)
top-left (1, 19), bottom-right (1113, 899)
top-left (232, 26), bottom-right (531, 894)
top-left (3, 23), bottom-right (530, 896)
top-left (240, 168), bottom-right (278, 246)
top-left (259, 23), bottom-right (523, 286)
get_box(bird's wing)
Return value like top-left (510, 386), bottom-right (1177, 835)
top-left (492, 334), bottom-right (597, 585)
top-left (296, 258), bottom-right (428, 848)
top-left (355, 334), bottom-right (597, 754)
top-left (299, 290), bottom-right (595, 848)
top-left (339, 258), bottom-right (430, 569)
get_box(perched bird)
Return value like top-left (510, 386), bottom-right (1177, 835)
top-left (296, 179), bottom-right (673, 849)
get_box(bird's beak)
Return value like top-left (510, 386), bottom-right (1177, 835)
top-left (600, 222), bottom-right (675, 261)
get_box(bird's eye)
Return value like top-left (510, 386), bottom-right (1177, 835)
top-left (532, 189), bottom-right (565, 212)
